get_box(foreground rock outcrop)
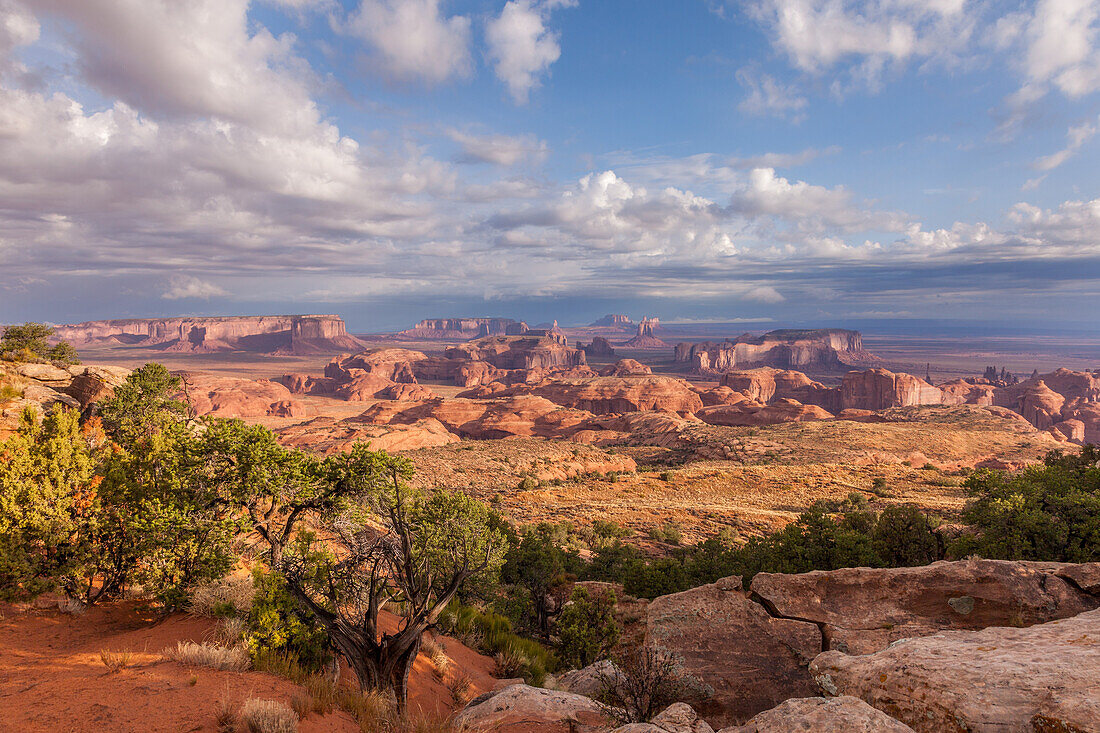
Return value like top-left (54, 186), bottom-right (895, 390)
top-left (810, 608), bottom-right (1100, 732)
top-left (1, 362), bottom-right (131, 436)
top-left (645, 560), bottom-right (1100, 726)
top-left (456, 684), bottom-right (608, 729)
top-left (724, 696), bottom-right (914, 733)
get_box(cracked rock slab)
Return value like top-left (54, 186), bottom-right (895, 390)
top-left (809, 608), bottom-right (1100, 733)
top-left (750, 559), bottom-right (1099, 655)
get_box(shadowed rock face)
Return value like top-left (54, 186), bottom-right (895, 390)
top-left (53, 315), bottom-right (364, 355)
top-left (810, 608), bottom-right (1100, 733)
top-left (646, 576), bottom-right (823, 727)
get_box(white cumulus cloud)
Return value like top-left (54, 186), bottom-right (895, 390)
top-left (162, 276), bottom-right (228, 300)
top-left (486, 0), bottom-right (575, 104)
top-left (349, 0), bottom-right (472, 85)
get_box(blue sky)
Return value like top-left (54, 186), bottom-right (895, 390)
top-left (2, 0), bottom-right (1100, 332)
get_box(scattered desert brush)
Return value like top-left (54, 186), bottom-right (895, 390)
top-left (99, 649), bottom-right (133, 672)
top-left (165, 641), bottom-right (250, 671)
top-left (240, 698), bottom-right (298, 733)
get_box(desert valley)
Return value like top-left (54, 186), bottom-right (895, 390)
top-left (6, 1), bottom-right (1100, 731)
top-left (4, 313), bottom-right (1100, 732)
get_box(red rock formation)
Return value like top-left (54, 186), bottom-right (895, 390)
top-left (528, 375), bottom-right (703, 415)
top-left (623, 317), bottom-right (668, 348)
top-left (695, 399), bottom-right (833, 427)
top-left (721, 368), bottom-right (839, 411)
top-left (938, 379), bottom-right (997, 406)
top-left (581, 336), bottom-right (616, 358)
top-left (358, 396), bottom-right (594, 440)
top-left (839, 368), bottom-right (942, 410)
top-left (177, 372), bottom-right (310, 418)
top-left (54, 315), bottom-right (365, 355)
top-left (677, 329), bottom-right (870, 374)
top-left (395, 317), bottom-right (524, 340)
top-left (446, 334), bottom-right (584, 370)
top-left (324, 349), bottom-right (424, 383)
top-left (697, 386), bottom-right (754, 406)
top-left (275, 416), bottom-right (458, 454)
top-left (599, 359), bottom-right (652, 377)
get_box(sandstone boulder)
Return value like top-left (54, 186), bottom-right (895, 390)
top-left (646, 576), bottom-right (821, 726)
top-left (456, 684), bottom-right (608, 730)
top-left (749, 559), bottom-right (1100, 655)
top-left (556, 659), bottom-right (620, 698)
top-left (810, 608), bottom-right (1100, 733)
top-left (721, 696), bottom-right (914, 733)
top-left (612, 703), bottom-right (714, 733)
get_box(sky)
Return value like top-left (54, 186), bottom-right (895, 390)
top-left (2, 0), bottom-right (1100, 332)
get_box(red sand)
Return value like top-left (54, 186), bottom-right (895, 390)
top-left (0, 599), bottom-right (497, 732)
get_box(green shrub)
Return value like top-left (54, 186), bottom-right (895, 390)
top-left (246, 568), bottom-right (331, 674)
top-left (951, 447), bottom-right (1100, 562)
top-left (518, 476), bottom-right (539, 491)
top-left (558, 586), bottom-right (620, 669)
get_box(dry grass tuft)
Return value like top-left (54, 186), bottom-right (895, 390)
top-left (215, 694), bottom-right (239, 733)
top-left (448, 673), bottom-right (474, 705)
top-left (99, 649), bottom-right (133, 672)
top-left (338, 689), bottom-right (465, 733)
top-left (189, 575), bottom-right (256, 617)
top-left (421, 636), bottom-right (450, 680)
top-left (165, 641), bottom-right (250, 672)
top-left (240, 698), bottom-right (298, 733)
top-left (302, 673), bottom-right (337, 715)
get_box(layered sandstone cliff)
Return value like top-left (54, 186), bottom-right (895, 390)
top-left (54, 315), bottom-right (365, 355)
top-left (676, 329), bottom-right (870, 373)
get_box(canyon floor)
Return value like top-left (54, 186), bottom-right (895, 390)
top-left (65, 333), bottom-right (1075, 543)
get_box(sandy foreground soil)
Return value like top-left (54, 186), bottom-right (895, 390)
top-left (0, 599), bottom-right (498, 733)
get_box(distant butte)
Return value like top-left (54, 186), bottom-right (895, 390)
top-left (53, 315), bottom-right (366, 355)
top-left (675, 328), bottom-right (874, 373)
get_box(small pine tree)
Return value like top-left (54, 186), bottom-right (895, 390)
top-left (557, 586), bottom-right (620, 669)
